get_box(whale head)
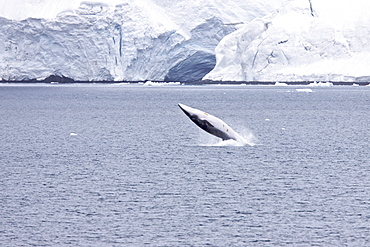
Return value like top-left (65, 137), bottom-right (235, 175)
top-left (178, 103), bottom-right (214, 129)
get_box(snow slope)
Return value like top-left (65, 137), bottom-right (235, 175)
top-left (0, 0), bottom-right (80, 20)
top-left (0, 0), bottom-right (289, 81)
top-left (205, 0), bottom-right (370, 82)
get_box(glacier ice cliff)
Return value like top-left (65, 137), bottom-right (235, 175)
top-left (204, 0), bottom-right (370, 82)
top-left (0, 0), bottom-right (287, 81)
top-left (1, 0), bottom-right (370, 82)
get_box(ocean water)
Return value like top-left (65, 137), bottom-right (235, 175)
top-left (0, 83), bottom-right (369, 246)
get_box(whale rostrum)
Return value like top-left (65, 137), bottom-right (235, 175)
top-left (178, 103), bottom-right (242, 141)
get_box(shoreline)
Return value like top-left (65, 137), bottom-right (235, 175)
top-left (1, 80), bottom-right (369, 86)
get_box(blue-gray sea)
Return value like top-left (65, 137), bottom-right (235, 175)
top-left (0, 83), bottom-right (369, 246)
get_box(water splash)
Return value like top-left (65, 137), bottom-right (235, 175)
top-left (199, 127), bottom-right (257, 147)
top-left (238, 128), bottom-right (258, 146)
top-left (213, 139), bottom-right (246, 147)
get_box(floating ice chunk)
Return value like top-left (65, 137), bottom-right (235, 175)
top-left (143, 81), bottom-right (155, 86)
top-left (114, 83), bottom-right (131, 86)
top-left (274, 82), bottom-right (288, 86)
top-left (308, 82), bottom-right (333, 87)
top-left (296, 88), bottom-right (313, 92)
top-left (70, 133), bottom-right (78, 136)
top-left (143, 81), bottom-right (181, 86)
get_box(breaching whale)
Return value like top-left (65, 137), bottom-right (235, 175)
top-left (178, 103), bottom-right (242, 141)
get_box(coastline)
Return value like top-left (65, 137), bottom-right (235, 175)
top-left (1, 80), bottom-right (369, 86)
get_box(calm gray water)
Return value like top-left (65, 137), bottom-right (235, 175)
top-left (0, 84), bottom-right (369, 246)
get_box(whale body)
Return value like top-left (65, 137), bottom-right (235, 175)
top-left (178, 103), bottom-right (242, 141)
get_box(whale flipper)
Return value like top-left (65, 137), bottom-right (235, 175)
top-left (178, 103), bottom-right (242, 141)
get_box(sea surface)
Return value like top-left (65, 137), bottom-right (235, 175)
top-left (0, 83), bottom-right (369, 246)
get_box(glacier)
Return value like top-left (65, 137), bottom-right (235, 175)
top-left (0, 0), bottom-right (288, 82)
top-left (1, 0), bottom-right (370, 82)
top-left (205, 0), bottom-right (370, 82)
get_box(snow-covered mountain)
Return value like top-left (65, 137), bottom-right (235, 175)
top-left (1, 0), bottom-right (369, 82)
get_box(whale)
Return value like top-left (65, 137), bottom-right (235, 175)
top-left (178, 103), bottom-right (242, 141)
